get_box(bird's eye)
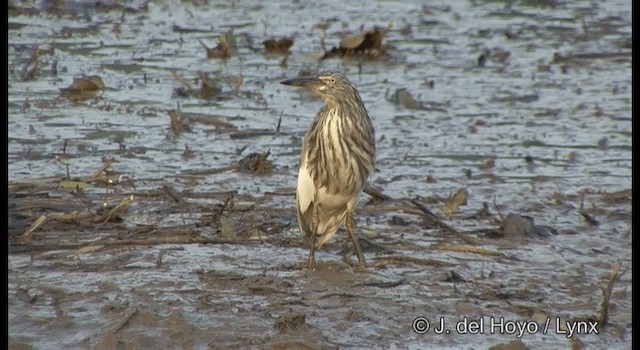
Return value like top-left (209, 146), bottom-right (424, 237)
top-left (329, 78), bottom-right (336, 83)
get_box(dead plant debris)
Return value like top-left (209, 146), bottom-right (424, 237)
top-left (490, 213), bottom-right (558, 239)
top-left (321, 26), bottom-right (389, 60)
top-left (236, 150), bottom-right (274, 175)
top-left (478, 48), bottom-right (511, 67)
top-left (274, 312), bottom-right (307, 332)
top-left (182, 144), bottom-right (195, 160)
top-left (387, 88), bottom-right (448, 112)
top-left (441, 188), bottom-right (468, 217)
top-left (169, 109), bottom-right (192, 136)
top-left (263, 37), bottom-right (293, 55)
top-left (199, 32), bottom-right (236, 59)
top-left (60, 75), bottom-right (105, 101)
top-left (171, 71), bottom-right (245, 100)
top-left (171, 71), bottom-right (222, 99)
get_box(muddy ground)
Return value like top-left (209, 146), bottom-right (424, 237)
top-left (8, 0), bottom-right (631, 349)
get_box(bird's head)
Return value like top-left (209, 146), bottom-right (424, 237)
top-left (280, 71), bottom-right (360, 105)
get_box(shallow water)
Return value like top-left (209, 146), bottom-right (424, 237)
top-left (9, 0), bottom-right (631, 349)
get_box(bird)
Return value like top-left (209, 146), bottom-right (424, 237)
top-left (280, 71), bottom-right (375, 270)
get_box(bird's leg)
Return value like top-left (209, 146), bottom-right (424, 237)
top-left (346, 212), bottom-right (366, 270)
top-left (307, 206), bottom-right (318, 270)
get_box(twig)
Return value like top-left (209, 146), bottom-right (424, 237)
top-left (363, 183), bottom-right (392, 202)
top-left (578, 210), bottom-right (599, 226)
top-left (51, 293), bottom-right (65, 318)
top-left (431, 244), bottom-right (502, 256)
top-left (171, 70), bottom-right (194, 93)
top-left (599, 262), bottom-right (621, 327)
top-left (99, 195), bottom-right (134, 224)
top-left (9, 236), bottom-right (263, 254)
top-left (275, 112), bottom-right (283, 135)
top-left (22, 215), bottom-right (47, 236)
top-left (220, 195), bottom-right (233, 214)
top-left (410, 199), bottom-right (482, 245)
top-left (360, 278), bottom-right (406, 288)
top-left (21, 46), bottom-right (40, 81)
top-left (234, 61), bottom-right (243, 95)
top-left (88, 159), bottom-right (113, 181)
top-left (580, 15), bottom-right (590, 40)
top-left (113, 308), bottom-right (138, 333)
top-left (372, 255), bottom-right (455, 268)
top-left (56, 157), bottom-right (71, 180)
top-left (162, 183), bottom-right (185, 204)
top-left (181, 166), bottom-right (235, 176)
top-left (492, 195), bottom-right (505, 223)
top-left (319, 32), bottom-right (327, 54)
top-left (156, 249), bottom-right (166, 268)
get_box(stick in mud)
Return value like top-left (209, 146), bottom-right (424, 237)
top-left (599, 261), bottom-right (621, 327)
top-left (162, 183), bottom-right (186, 204)
top-left (9, 235), bottom-right (263, 254)
top-left (22, 214), bottom-right (47, 236)
top-left (360, 278), bottom-right (406, 288)
top-left (88, 159), bottom-right (113, 181)
top-left (372, 255), bottom-right (455, 268)
top-left (410, 199), bottom-right (482, 246)
top-left (113, 308), bottom-right (138, 333)
top-left (432, 244), bottom-right (502, 256)
top-left (156, 249), bottom-right (166, 268)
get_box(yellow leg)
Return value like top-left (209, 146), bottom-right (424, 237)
top-left (346, 212), bottom-right (366, 270)
top-left (307, 206), bottom-right (319, 270)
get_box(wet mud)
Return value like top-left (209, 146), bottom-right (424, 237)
top-left (9, 0), bottom-right (631, 349)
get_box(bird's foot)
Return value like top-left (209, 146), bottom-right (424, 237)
top-left (354, 262), bottom-right (367, 272)
top-left (342, 254), bottom-right (367, 272)
top-left (307, 256), bottom-right (316, 270)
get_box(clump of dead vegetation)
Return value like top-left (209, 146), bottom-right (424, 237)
top-left (59, 75), bottom-right (105, 101)
top-left (320, 26), bottom-right (390, 60)
top-left (262, 37), bottom-right (294, 55)
top-left (199, 32), bottom-right (237, 59)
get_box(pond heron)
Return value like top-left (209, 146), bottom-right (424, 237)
top-left (281, 71), bottom-right (375, 270)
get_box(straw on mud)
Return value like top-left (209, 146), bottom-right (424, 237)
top-left (88, 159), bottom-right (113, 181)
top-left (187, 114), bottom-right (236, 129)
top-left (162, 183), bottom-right (185, 204)
top-left (267, 340), bottom-right (318, 350)
top-left (171, 70), bottom-right (195, 93)
top-left (372, 255), bottom-right (455, 268)
top-left (74, 245), bottom-right (104, 255)
top-left (43, 211), bottom-right (92, 222)
top-left (599, 261), bottom-right (621, 327)
top-left (56, 157), bottom-right (71, 180)
top-left (410, 198), bottom-right (483, 245)
top-left (113, 308), bottom-right (138, 333)
top-left (359, 278), bottom-right (406, 288)
top-left (10, 235), bottom-right (264, 254)
top-left (156, 249), bottom-right (166, 268)
top-left (432, 244), bottom-right (502, 256)
top-left (184, 166), bottom-right (236, 176)
top-left (363, 183), bottom-right (392, 202)
top-left (234, 62), bottom-right (243, 95)
top-left (570, 336), bottom-right (585, 350)
top-left (22, 214), bottom-right (47, 236)
top-left (98, 195), bottom-right (134, 224)
top-left (578, 210), bottom-right (599, 226)
top-left (275, 112), bottom-right (282, 134)
top-left (182, 144), bottom-right (194, 160)
top-left (51, 293), bottom-right (64, 318)
top-left (228, 129), bottom-right (277, 139)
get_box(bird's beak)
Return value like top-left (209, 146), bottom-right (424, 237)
top-left (280, 76), bottom-right (324, 89)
